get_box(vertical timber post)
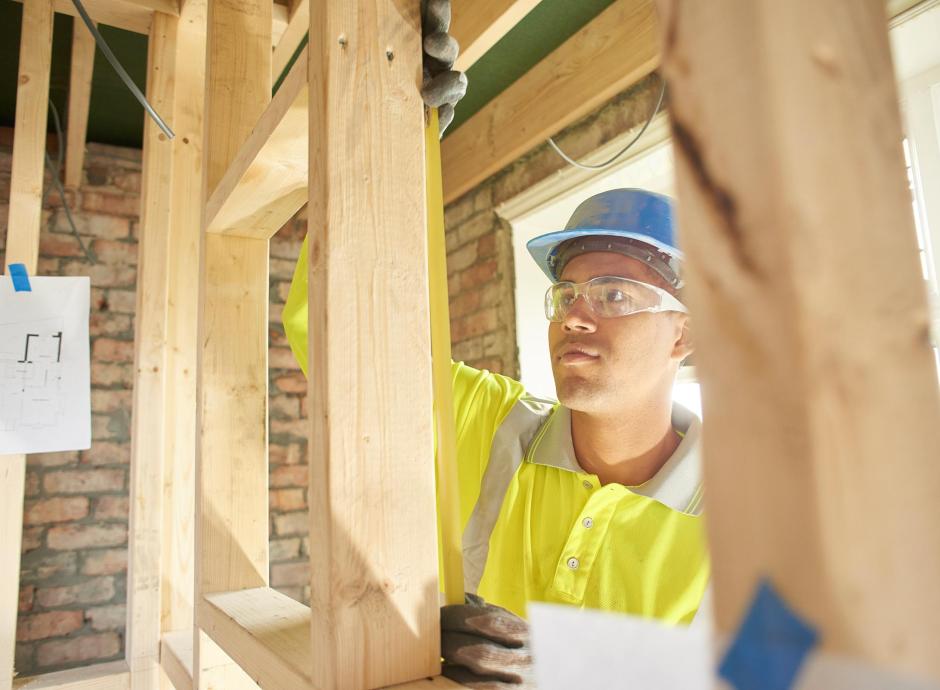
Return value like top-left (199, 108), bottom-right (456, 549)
top-left (657, 0), bottom-right (940, 680)
top-left (1, 1), bottom-right (54, 686)
top-left (194, 0), bottom-right (272, 687)
top-left (307, 2), bottom-right (441, 688)
top-left (127, 11), bottom-right (177, 688)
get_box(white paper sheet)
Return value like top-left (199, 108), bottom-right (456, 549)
top-left (529, 603), bottom-right (714, 690)
top-left (0, 276), bottom-right (91, 454)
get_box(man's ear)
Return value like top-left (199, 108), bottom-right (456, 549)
top-left (672, 313), bottom-right (693, 362)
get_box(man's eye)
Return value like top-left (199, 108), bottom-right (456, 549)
top-left (561, 293), bottom-right (577, 307)
top-left (606, 289), bottom-right (626, 302)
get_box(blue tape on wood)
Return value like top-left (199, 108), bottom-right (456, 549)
top-left (9, 263), bottom-right (32, 292)
top-left (718, 579), bottom-right (819, 690)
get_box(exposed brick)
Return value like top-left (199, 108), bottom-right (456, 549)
top-left (269, 346), bottom-right (300, 370)
top-left (19, 586), bottom-right (35, 613)
top-left (449, 289), bottom-right (482, 319)
top-left (269, 395), bottom-right (300, 420)
top-left (37, 632), bottom-right (121, 668)
top-left (452, 309), bottom-right (499, 343)
top-left (82, 191), bottom-right (141, 217)
top-left (17, 611), bottom-right (84, 642)
top-left (89, 312), bottom-right (133, 338)
top-left (452, 336), bottom-right (484, 363)
top-left (91, 363), bottom-right (134, 388)
top-left (20, 552), bottom-right (78, 581)
top-left (272, 511), bottom-right (308, 536)
top-left (270, 465), bottom-right (308, 488)
top-left (270, 488), bottom-right (305, 512)
top-left (39, 234), bottom-right (86, 258)
top-left (90, 389), bottom-right (133, 414)
top-left (460, 259), bottom-right (498, 290)
top-left (58, 259), bottom-right (137, 288)
top-left (456, 212), bottom-right (495, 246)
top-left (274, 371), bottom-right (307, 394)
top-left (80, 442), bottom-right (130, 466)
top-left (91, 412), bottom-right (130, 442)
top-left (446, 241), bottom-right (477, 275)
top-left (269, 442), bottom-right (305, 466)
top-left (270, 418), bottom-right (307, 439)
top-left (47, 524), bottom-right (127, 550)
top-left (94, 496), bottom-right (129, 521)
top-left (82, 549), bottom-right (128, 576)
top-left (36, 577), bottom-right (116, 608)
top-left (24, 497), bottom-right (90, 525)
top-left (472, 357), bottom-right (504, 374)
top-left (92, 338), bottom-right (135, 363)
top-left (44, 468), bottom-right (125, 495)
top-left (274, 280), bottom-right (292, 304)
top-left (112, 171), bottom-right (141, 193)
top-left (104, 289), bottom-right (137, 313)
top-left (271, 561), bottom-right (309, 588)
top-left (22, 527), bottom-right (43, 553)
top-left (91, 239), bottom-right (137, 265)
top-left (269, 538), bottom-right (301, 561)
top-left (25, 472), bottom-right (41, 498)
top-left (477, 232), bottom-right (496, 259)
top-left (28, 451), bottom-right (80, 468)
top-left (86, 604), bottom-right (126, 631)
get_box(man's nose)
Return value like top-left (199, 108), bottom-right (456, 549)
top-left (562, 296), bottom-right (597, 332)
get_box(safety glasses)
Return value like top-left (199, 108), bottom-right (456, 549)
top-left (544, 275), bottom-right (688, 322)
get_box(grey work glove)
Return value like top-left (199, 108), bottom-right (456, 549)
top-left (421, 0), bottom-right (468, 136)
top-left (441, 593), bottom-right (536, 689)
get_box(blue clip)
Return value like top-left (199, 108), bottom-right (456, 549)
top-left (9, 263), bottom-right (32, 292)
top-left (718, 579), bottom-right (819, 690)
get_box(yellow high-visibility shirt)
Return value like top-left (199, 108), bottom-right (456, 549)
top-left (283, 237), bottom-right (709, 623)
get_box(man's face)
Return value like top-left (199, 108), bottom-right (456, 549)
top-left (548, 251), bottom-right (691, 413)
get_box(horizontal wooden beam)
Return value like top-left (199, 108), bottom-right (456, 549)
top-left (12, 661), bottom-right (129, 689)
top-left (160, 631), bottom-right (193, 690)
top-left (15, 0), bottom-right (154, 34)
top-left (199, 588), bottom-right (311, 690)
top-left (441, 0), bottom-right (658, 203)
top-left (204, 45), bottom-right (307, 238)
top-left (451, 0), bottom-right (541, 71)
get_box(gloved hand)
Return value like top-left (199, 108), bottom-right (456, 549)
top-left (441, 593), bottom-right (535, 689)
top-left (421, 0), bottom-right (468, 136)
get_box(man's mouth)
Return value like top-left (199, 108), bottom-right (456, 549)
top-left (557, 344), bottom-right (600, 365)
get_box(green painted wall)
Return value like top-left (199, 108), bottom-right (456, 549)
top-left (0, 0), bottom-right (612, 149)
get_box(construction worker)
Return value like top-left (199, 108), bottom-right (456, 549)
top-left (282, 188), bottom-right (709, 688)
top-left (284, 3), bottom-right (707, 687)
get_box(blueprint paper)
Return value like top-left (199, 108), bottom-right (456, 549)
top-left (0, 276), bottom-right (91, 454)
top-left (529, 603), bottom-right (713, 690)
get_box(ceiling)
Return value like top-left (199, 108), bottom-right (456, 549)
top-left (0, 0), bottom-right (615, 150)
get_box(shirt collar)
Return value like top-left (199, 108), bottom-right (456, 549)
top-left (525, 402), bottom-right (703, 514)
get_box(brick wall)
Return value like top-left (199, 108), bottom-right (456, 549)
top-left (2, 71), bottom-right (661, 678)
top-left (0, 140), bottom-right (311, 677)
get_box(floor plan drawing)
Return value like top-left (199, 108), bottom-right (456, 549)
top-left (0, 277), bottom-right (90, 454)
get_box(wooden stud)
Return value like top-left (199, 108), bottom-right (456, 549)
top-left (64, 18), bottom-right (96, 189)
top-left (441, 0), bottom-right (658, 203)
top-left (159, 632), bottom-right (193, 690)
top-left (125, 12), bottom-right (177, 689)
top-left (2, 2), bottom-right (54, 687)
top-left (159, 0), bottom-right (207, 671)
top-left (194, 0), bottom-right (272, 686)
top-left (657, 0), bottom-right (940, 680)
top-left (12, 0), bottom-right (154, 35)
top-left (307, 2), bottom-right (440, 688)
top-left (451, 0), bottom-right (541, 71)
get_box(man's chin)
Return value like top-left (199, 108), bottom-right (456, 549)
top-left (554, 375), bottom-right (603, 410)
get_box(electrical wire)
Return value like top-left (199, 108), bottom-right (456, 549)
top-left (70, 0), bottom-right (175, 139)
top-left (547, 77), bottom-right (667, 171)
top-left (44, 99), bottom-right (95, 264)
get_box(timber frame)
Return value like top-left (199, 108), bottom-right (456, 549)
top-left (3, 0), bottom-right (940, 688)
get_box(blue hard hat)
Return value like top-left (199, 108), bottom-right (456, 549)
top-left (526, 188), bottom-right (682, 285)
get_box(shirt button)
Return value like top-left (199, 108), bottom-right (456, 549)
top-left (582, 480), bottom-right (593, 490)
top-left (567, 557), bottom-right (580, 570)
top-left (582, 517), bottom-right (594, 529)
